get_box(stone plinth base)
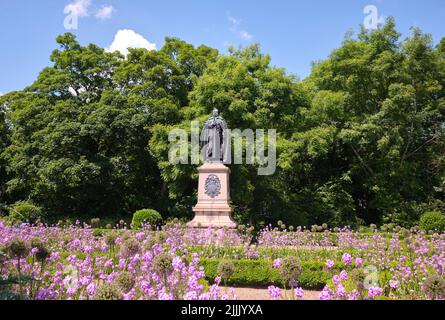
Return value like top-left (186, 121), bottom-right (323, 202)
top-left (188, 162), bottom-right (236, 229)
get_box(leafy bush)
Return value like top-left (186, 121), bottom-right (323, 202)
top-left (419, 211), bottom-right (445, 233)
top-left (9, 201), bottom-right (44, 223)
top-left (131, 209), bottom-right (162, 229)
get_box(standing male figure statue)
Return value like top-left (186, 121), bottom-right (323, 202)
top-left (190, 108), bottom-right (236, 228)
top-left (200, 108), bottom-right (230, 163)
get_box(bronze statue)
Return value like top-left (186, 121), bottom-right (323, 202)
top-left (200, 108), bottom-right (230, 163)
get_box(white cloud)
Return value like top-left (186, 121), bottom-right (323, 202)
top-left (0, 91), bottom-right (4, 97)
top-left (228, 15), bottom-right (240, 27)
top-left (107, 29), bottom-right (156, 55)
top-left (238, 30), bottom-right (253, 40)
top-left (227, 15), bottom-right (253, 41)
top-left (64, 0), bottom-right (91, 17)
top-left (95, 5), bottom-right (114, 20)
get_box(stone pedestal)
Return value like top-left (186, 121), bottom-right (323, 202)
top-left (188, 162), bottom-right (236, 228)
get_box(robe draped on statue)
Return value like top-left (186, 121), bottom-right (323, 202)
top-left (200, 111), bottom-right (230, 163)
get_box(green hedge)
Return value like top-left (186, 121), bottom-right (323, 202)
top-left (199, 259), bottom-right (340, 290)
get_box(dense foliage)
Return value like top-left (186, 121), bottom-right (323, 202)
top-left (0, 18), bottom-right (444, 227)
top-left (419, 211), bottom-right (445, 233)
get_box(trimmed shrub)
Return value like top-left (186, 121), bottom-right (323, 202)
top-left (200, 258), bottom-right (339, 289)
top-left (298, 270), bottom-right (331, 290)
top-left (419, 211), bottom-right (445, 233)
top-left (9, 201), bottom-right (44, 224)
top-left (131, 209), bottom-right (162, 229)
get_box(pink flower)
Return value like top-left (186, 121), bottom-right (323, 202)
top-left (86, 283), bottom-right (96, 297)
top-left (336, 284), bottom-right (347, 298)
top-left (325, 259), bottom-right (334, 270)
top-left (123, 289), bottom-right (135, 300)
top-left (66, 287), bottom-right (77, 296)
top-left (172, 256), bottom-right (185, 271)
top-left (83, 246), bottom-right (93, 254)
top-left (389, 280), bottom-right (399, 289)
top-left (294, 287), bottom-right (304, 300)
top-left (342, 253), bottom-right (352, 265)
top-left (136, 232), bottom-right (145, 241)
top-left (273, 258), bottom-right (281, 269)
top-left (333, 275), bottom-right (341, 286)
top-left (268, 285), bottom-right (281, 300)
top-left (367, 286), bottom-right (383, 299)
top-left (339, 270), bottom-right (348, 281)
top-left (319, 286), bottom-right (333, 300)
top-left (348, 290), bottom-right (360, 300)
top-left (355, 257), bottom-right (363, 267)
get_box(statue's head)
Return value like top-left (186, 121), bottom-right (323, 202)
top-left (212, 108), bottom-right (219, 117)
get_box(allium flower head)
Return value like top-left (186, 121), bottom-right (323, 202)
top-left (217, 260), bottom-right (235, 280)
top-left (6, 238), bottom-right (30, 258)
top-left (280, 256), bottom-right (302, 283)
top-left (422, 275), bottom-right (445, 300)
top-left (93, 282), bottom-right (121, 300)
top-left (152, 252), bottom-right (173, 274)
top-left (113, 271), bottom-right (135, 293)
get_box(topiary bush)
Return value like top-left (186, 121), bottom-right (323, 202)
top-left (419, 211), bottom-right (445, 233)
top-left (131, 209), bottom-right (162, 229)
top-left (8, 201), bottom-right (44, 224)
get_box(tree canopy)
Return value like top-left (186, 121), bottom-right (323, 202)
top-left (1, 19), bottom-right (444, 227)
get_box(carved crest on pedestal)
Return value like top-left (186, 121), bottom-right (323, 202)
top-left (204, 174), bottom-right (221, 198)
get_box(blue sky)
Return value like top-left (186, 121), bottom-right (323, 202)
top-left (0, 0), bottom-right (444, 94)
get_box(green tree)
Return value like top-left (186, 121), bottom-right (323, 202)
top-left (1, 34), bottom-right (217, 220)
top-left (296, 18), bottom-right (445, 225)
top-left (0, 93), bottom-right (10, 206)
top-left (150, 45), bottom-right (310, 225)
